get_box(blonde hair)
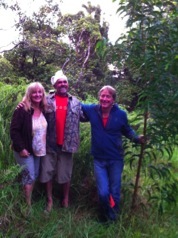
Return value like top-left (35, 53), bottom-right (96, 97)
top-left (98, 85), bottom-right (116, 100)
top-left (23, 82), bottom-right (47, 111)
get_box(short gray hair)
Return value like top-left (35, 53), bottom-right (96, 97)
top-left (98, 85), bottom-right (116, 100)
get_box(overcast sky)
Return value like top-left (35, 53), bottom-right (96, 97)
top-left (0, 0), bottom-right (126, 51)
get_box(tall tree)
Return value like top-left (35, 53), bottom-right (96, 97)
top-left (114, 0), bottom-right (178, 141)
top-left (111, 0), bottom-right (178, 212)
top-left (3, 1), bottom-right (111, 97)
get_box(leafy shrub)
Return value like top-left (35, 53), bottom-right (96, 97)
top-left (0, 83), bottom-right (26, 169)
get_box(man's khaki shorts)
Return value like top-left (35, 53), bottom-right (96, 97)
top-left (39, 146), bottom-right (73, 184)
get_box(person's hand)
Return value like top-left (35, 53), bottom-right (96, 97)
top-left (138, 135), bottom-right (146, 144)
top-left (16, 102), bottom-right (25, 110)
top-left (19, 149), bottom-right (30, 157)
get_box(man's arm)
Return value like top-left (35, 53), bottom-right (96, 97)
top-left (80, 103), bottom-right (89, 122)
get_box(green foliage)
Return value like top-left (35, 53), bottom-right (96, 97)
top-left (73, 122), bottom-right (94, 202)
top-left (95, 37), bottom-right (108, 60)
top-left (0, 114), bottom-right (13, 169)
top-left (2, 1), bottom-right (112, 97)
top-left (121, 110), bottom-right (178, 213)
top-left (0, 165), bottom-right (177, 237)
top-left (0, 165), bottom-right (22, 235)
top-left (0, 82), bottom-right (26, 168)
top-left (0, 57), bottom-right (13, 78)
top-left (0, 164), bottom-right (21, 184)
top-left (114, 0), bottom-right (178, 142)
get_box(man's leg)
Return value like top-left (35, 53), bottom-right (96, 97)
top-left (56, 146), bottom-right (73, 208)
top-left (61, 181), bottom-right (70, 207)
top-left (94, 159), bottom-right (111, 222)
top-left (39, 153), bottom-right (57, 212)
top-left (109, 160), bottom-right (124, 214)
top-left (46, 180), bottom-right (53, 212)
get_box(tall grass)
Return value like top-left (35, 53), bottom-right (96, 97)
top-left (0, 178), bottom-right (177, 238)
top-left (1, 137), bottom-right (177, 237)
top-left (0, 114), bottom-right (14, 169)
top-left (0, 83), bottom-right (26, 169)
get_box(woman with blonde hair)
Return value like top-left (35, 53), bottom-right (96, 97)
top-left (10, 82), bottom-right (47, 206)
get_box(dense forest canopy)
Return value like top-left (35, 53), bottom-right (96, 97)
top-left (1, 0), bottom-right (117, 98)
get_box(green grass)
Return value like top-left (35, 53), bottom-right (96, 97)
top-left (0, 180), bottom-right (178, 238)
top-left (0, 150), bottom-right (177, 238)
top-left (0, 146), bottom-right (177, 238)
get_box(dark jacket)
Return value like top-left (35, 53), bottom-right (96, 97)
top-left (82, 103), bottom-right (139, 160)
top-left (10, 107), bottom-right (35, 154)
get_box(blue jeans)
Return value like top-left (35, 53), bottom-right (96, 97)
top-left (94, 159), bottom-right (124, 221)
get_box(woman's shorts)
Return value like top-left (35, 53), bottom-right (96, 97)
top-left (14, 151), bottom-right (41, 185)
top-left (39, 146), bottom-right (73, 184)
